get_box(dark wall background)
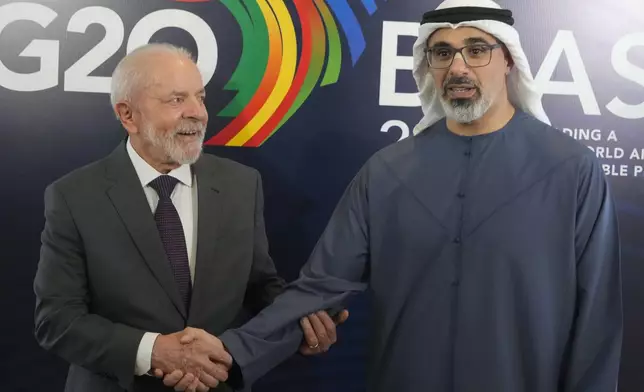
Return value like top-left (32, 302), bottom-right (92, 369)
top-left (1, 0), bottom-right (642, 391)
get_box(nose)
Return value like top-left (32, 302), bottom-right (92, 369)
top-left (183, 96), bottom-right (208, 123)
top-left (449, 52), bottom-right (469, 74)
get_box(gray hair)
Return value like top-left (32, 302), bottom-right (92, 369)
top-left (110, 43), bottom-right (194, 115)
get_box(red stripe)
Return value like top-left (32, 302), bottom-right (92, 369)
top-left (244, 0), bottom-right (314, 147)
top-left (205, 9), bottom-right (283, 145)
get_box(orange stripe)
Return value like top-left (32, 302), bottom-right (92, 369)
top-left (245, 0), bottom-right (314, 146)
top-left (228, 0), bottom-right (297, 146)
top-left (206, 0), bottom-right (282, 145)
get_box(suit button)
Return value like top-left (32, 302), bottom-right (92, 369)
top-left (457, 192), bottom-right (465, 198)
top-left (453, 237), bottom-right (461, 244)
top-left (464, 151), bottom-right (471, 156)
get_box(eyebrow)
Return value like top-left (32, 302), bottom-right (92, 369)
top-left (429, 40), bottom-right (452, 48)
top-left (168, 89), bottom-right (206, 97)
top-left (464, 37), bottom-right (493, 45)
top-left (428, 37), bottom-right (492, 48)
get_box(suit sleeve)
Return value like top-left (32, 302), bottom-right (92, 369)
top-left (241, 172), bottom-right (287, 315)
top-left (221, 164), bottom-right (371, 389)
top-left (562, 154), bottom-right (623, 392)
top-left (33, 184), bottom-right (145, 390)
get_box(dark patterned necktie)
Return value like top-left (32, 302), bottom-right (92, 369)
top-left (148, 175), bottom-right (191, 310)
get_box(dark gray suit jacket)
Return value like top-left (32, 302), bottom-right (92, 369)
top-left (33, 141), bottom-right (286, 392)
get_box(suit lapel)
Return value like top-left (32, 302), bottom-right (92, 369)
top-left (104, 142), bottom-right (187, 318)
top-left (188, 158), bottom-right (223, 318)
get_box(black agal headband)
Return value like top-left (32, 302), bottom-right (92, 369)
top-left (421, 6), bottom-right (515, 26)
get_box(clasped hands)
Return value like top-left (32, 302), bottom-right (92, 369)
top-left (150, 310), bottom-right (349, 392)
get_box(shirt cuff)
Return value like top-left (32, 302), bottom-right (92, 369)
top-left (134, 332), bottom-right (160, 376)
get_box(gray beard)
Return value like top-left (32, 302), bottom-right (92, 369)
top-left (141, 122), bottom-right (205, 165)
top-left (440, 94), bottom-right (493, 124)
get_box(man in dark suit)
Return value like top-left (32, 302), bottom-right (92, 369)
top-left (33, 43), bottom-right (347, 392)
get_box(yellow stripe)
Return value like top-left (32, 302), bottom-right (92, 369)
top-left (228, 0), bottom-right (297, 146)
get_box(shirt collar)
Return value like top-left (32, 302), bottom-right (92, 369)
top-left (126, 138), bottom-right (193, 188)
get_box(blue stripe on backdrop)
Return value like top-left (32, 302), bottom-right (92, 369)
top-left (360, 0), bottom-right (378, 15)
top-left (326, 0), bottom-right (368, 65)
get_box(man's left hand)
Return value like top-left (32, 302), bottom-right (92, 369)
top-left (298, 309), bottom-right (349, 355)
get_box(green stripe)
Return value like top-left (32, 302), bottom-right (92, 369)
top-left (218, 0), bottom-right (269, 117)
top-left (315, 0), bottom-right (341, 86)
top-left (275, 18), bottom-right (326, 131)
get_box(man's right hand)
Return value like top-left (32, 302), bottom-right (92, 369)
top-left (151, 328), bottom-right (232, 391)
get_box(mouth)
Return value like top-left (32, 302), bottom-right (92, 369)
top-left (176, 130), bottom-right (202, 137)
top-left (446, 85), bottom-right (477, 99)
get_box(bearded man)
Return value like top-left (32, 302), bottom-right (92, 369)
top-left (33, 43), bottom-right (347, 392)
top-left (182, 1), bottom-right (623, 391)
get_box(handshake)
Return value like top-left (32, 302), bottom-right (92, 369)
top-left (149, 310), bottom-right (349, 391)
top-left (150, 327), bottom-right (232, 391)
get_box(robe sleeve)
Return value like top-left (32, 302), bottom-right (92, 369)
top-left (562, 154), bottom-right (623, 392)
top-left (220, 163), bottom-right (372, 389)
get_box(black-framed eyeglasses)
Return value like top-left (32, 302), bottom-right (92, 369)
top-left (424, 43), bottom-right (503, 69)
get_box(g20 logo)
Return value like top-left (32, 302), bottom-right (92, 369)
top-left (0, 2), bottom-right (217, 94)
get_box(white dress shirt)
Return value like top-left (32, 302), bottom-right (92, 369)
top-left (126, 139), bottom-right (199, 376)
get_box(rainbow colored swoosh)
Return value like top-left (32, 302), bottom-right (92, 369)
top-left (176, 0), bottom-right (382, 147)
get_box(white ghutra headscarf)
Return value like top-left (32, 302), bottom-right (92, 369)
top-left (411, 0), bottom-right (550, 135)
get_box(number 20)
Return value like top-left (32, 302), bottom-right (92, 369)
top-left (0, 2), bottom-right (218, 93)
